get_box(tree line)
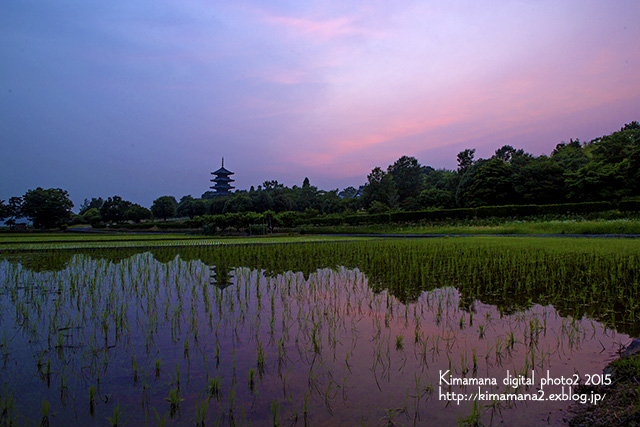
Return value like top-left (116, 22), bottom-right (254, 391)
top-left (2, 122), bottom-right (638, 229)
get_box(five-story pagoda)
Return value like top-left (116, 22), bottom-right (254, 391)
top-left (210, 158), bottom-right (235, 196)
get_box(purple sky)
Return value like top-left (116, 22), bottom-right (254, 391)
top-left (2, 0), bottom-right (639, 210)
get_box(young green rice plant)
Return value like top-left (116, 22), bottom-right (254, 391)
top-left (478, 324), bottom-right (486, 339)
top-left (507, 331), bottom-right (516, 350)
top-left (43, 358), bottom-right (52, 387)
top-left (0, 384), bottom-right (16, 425)
top-left (106, 404), bottom-right (124, 427)
top-left (228, 383), bottom-right (237, 416)
top-left (40, 399), bottom-right (51, 427)
top-left (270, 400), bottom-right (281, 427)
top-left (395, 335), bottom-right (404, 351)
top-left (88, 385), bottom-right (96, 415)
top-left (459, 352), bottom-right (469, 376)
top-left (193, 394), bottom-right (210, 427)
top-left (131, 355), bottom-right (138, 384)
top-left (472, 348), bottom-right (478, 375)
top-left (248, 368), bottom-right (256, 393)
top-left (155, 359), bottom-right (162, 379)
top-left (207, 375), bottom-right (222, 400)
top-left (183, 337), bottom-right (190, 360)
top-left (215, 341), bottom-right (220, 368)
top-left (459, 398), bottom-right (484, 427)
top-left (256, 340), bottom-right (266, 373)
top-left (153, 407), bottom-right (168, 427)
top-left (414, 326), bottom-right (423, 344)
top-left (165, 386), bottom-right (184, 417)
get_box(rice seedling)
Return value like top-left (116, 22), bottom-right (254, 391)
top-left (154, 359), bottom-right (162, 378)
top-left (193, 394), bottom-right (209, 427)
top-left (88, 385), bottom-right (96, 415)
top-left (207, 375), bottom-right (222, 399)
top-left (165, 386), bottom-right (183, 417)
top-left (270, 400), bottom-right (281, 426)
top-left (39, 399), bottom-right (51, 427)
top-left (248, 368), bottom-right (256, 393)
top-left (106, 404), bottom-right (124, 427)
top-left (395, 335), bottom-right (404, 351)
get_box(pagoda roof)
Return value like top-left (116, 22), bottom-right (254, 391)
top-left (212, 167), bottom-right (234, 175)
top-left (211, 176), bottom-right (234, 182)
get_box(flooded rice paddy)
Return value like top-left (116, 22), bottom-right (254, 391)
top-left (0, 237), bottom-right (639, 426)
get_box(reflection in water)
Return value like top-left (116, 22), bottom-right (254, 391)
top-left (4, 239), bottom-right (638, 335)
top-left (210, 264), bottom-right (234, 290)
top-left (0, 239), bottom-right (638, 425)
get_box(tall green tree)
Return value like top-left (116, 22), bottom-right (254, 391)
top-left (565, 161), bottom-right (627, 201)
top-left (151, 196), bottom-right (177, 220)
top-left (80, 208), bottom-right (103, 226)
top-left (493, 145), bottom-right (527, 163)
top-left (456, 159), bottom-right (514, 207)
top-left (512, 156), bottom-right (564, 204)
top-left (21, 187), bottom-right (74, 229)
top-left (0, 200), bottom-right (6, 222)
top-left (387, 155), bottom-right (423, 208)
top-left (223, 193), bottom-right (252, 213)
top-left (79, 197), bottom-right (104, 215)
top-left (457, 149), bottom-right (476, 173)
top-left (550, 140), bottom-right (589, 173)
top-left (100, 196), bottom-right (132, 223)
top-left (126, 204), bottom-right (152, 223)
top-left (361, 166), bottom-right (397, 210)
top-left (5, 197), bottom-right (23, 228)
top-left (297, 177), bottom-right (319, 211)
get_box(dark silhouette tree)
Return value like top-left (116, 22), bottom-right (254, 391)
top-left (151, 196), bottom-right (177, 220)
top-left (21, 187), bottom-right (73, 229)
top-left (5, 197), bottom-right (23, 228)
top-left (79, 197), bottom-right (104, 215)
top-left (362, 166), bottom-right (397, 210)
top-left (457, 149), bottom-right (476, 173)
top-left (387, 155), bottom-right (423, 207)
top-left (126, 204), bottom-right (152, 223)
top-left (456, 159), bottom-right (514, 207)
top-left (0, 200), bottom-right (6, 222)
top-left (100, 196), bottom-right (132, 223)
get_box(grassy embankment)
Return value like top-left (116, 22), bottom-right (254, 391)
top-left (570, 352), bottom-right (640, 426)
top-left (301, 217), bottom-right (640, 235)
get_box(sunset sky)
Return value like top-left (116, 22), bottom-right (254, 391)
top-left (2, 0), bottom-right (639, 208)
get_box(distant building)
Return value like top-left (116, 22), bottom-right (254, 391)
top-left (210, 158), bottom-right (235, 196)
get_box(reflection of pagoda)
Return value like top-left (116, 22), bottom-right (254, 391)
top-left (210, 265), bottom-right (234, 290)
top-left (210, 158), bottom-right (235, 196)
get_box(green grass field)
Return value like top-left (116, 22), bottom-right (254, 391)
top-left (0, 232), bottom-right (376, 251)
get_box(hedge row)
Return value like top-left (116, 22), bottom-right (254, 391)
top-left (619, 200), bottom-right (640, 212)
top-left (100, 200), bottom-right (637, 231)
top-left (303, 201), bottom-right (619, 226)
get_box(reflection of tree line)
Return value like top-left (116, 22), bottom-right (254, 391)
top-left (3, 240), bottom-right (639, 336)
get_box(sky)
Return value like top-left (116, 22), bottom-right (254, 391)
top-left (1, 0), bottom-right (639, 209)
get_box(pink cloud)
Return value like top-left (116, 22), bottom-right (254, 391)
top-left (262, 13), bottom-right (380, 40)
top-left (249, 67), bottom-right (309, 85)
